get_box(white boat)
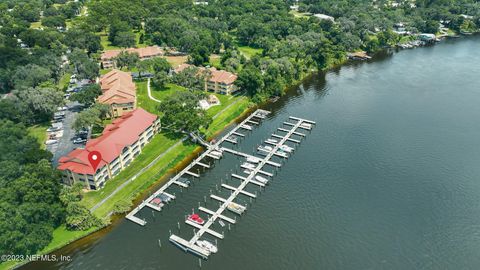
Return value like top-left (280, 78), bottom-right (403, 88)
top-left (266, 138), bottom-right (278, 144)
top-left (247, 156), bottom-right (261, 163)
top-left (242, 162), bottom-right (256, 170)
top-left (258, 145), bottom-right (273, 153)
top-left (241, 124), bottom-right (252, 130)
top-left (196, 240), bottom-right (218, 253)
top-left (275, 151), bottom-right (288, 158)
top-left (243, 169), bottom-right (253, 175)
top-left (218, 220), bottom-right (225, 227)
top-left (255, 175), bottom-right (269, 184)
top-left (227, 202), bottom-right (246, 215)
top-left (279, 145), bottom-right (294, 153)
top-left (300, 123), bottom-right (312, 129)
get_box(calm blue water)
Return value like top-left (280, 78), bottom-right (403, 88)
top-left (23, 35), bottom-right (480, 270)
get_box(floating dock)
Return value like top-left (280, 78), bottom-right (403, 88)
top-left (169, 115), bottom-right (315, 258)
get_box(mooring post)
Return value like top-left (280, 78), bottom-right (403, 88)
top-left (198, 258), bottom-right (202, 268)
top-left (152, 210), bottom-right (155, 217)
top-left (177, 221), bottom-right (180, 230)
top-left (169, 230), bottom-right (172, 236)
top-left (158, 239), bottom-right (162, 248)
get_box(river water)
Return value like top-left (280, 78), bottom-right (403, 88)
top-left (23, 36), bottom-right (480, 270)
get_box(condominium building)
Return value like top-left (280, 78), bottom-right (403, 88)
top-left (98, 69), bottom-right (136, 118)
top-left (57, 108), bottom-right (160, 190)
top-left (101, 46), bottom-right (164, 69)
top-left (173, 64), bottom-right (238, 94)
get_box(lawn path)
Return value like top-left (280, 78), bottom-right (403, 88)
top-left (147, 78), bottom-right (161, 103)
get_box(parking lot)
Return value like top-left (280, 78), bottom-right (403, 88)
top-left (46, 101), bottom-right (90, 166)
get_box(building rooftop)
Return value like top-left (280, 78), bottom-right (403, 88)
top-left (101, 46), bottom-right (164, 60)
top-left (58, 108), bottom-right (158, 175)
top-left (98, 69), bottom-right (136, 105)
top-left (174, 64), bottom-right (237, 85)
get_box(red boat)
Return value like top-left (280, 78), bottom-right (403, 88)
top-left (187, 214), bottom-right (205, 225)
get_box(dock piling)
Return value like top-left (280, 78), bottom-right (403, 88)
top-left (158, 239), bottom-right (162, 248)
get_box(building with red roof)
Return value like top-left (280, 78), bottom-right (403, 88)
top-left (173, 64), bottom-right (238, 95)
top-left (101, 46), bottom-right (164, 69)
top-left (98, 69), bottom-right (136, 118)
top-left (58, 108), bottom-right (160, 190)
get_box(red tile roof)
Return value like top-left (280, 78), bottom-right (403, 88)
top-left (101, 46), bottom-right (164, 60)
top-left (98, 69), bottom-right (136, 105)
top-left (209, 68), bottom-right (237, 85)
top-left (173, 64), bottom-right (237, 85)
top-left (57, 108), bottom-right (158, 175)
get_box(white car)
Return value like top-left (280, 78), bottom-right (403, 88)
top-left (45, 139), bottom-right (58, 145)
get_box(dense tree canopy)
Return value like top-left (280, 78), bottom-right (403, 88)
top-left (158, 91), bottom-right (212, 134)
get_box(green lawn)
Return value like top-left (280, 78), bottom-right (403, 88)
top-left (136, 80), bottom-right (161, 114)
top-left (40, 225), bottom-right (99, 253)
top-left (58, 72), bottom-right (72, 91)
top-left (149, 83), bottom-right (187, 101)
top-left (28, 123), bottom-right (49, 149)
top-left (238, 46), bottom-right (263, 59)
top-left (206, 93), bottom-right (235, 117)
top-left (204, 97), bottom-right (251, 138)
top-left (92, 141), bottom-right (197, 217)
top-left (209, 54), bottom-right (222, 68)
top-left (81, 132), bottom-right (183, 211)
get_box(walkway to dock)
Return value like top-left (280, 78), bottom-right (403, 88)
top-left (170, 115), bottom-right (315, 258)
top-left (126, 109), bottom-right (271, 226)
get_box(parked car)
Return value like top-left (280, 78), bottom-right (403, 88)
top-left (64, 93), bottom-right (70, 99)
top-left (73, 138), bottom-right (87, 144)
top-left (47, 126), bottom-right (61, 132)
top-left (45, 139), bottom-right (58, 145)
top-left (57, 106), bottom-right (68, 111)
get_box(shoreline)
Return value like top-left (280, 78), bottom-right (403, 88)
top-left (6, 34), bottom-right (476, 270)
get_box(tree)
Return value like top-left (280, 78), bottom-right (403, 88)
top-left (70, 49), bottom-right (99, 80)
top-left (73, 103), bottom-right (110, 131)
top-left (114, 51), bottom-right (139, 70)
top-left (65, 202), bottom-right (102, 230)
top-left (108, 20), bottom-right (131, 43)
top-left (149, 57), bottom-right (171, 74)
top-left (65, 29), bottom-right (103, 54)
top-left (12, 64), bottom-right (52, 89)
top-left (136, 60), bottom-right (151, 78)
top-left (152, 71), bottom-right (169, 89)
top-left (236, 65), bottom-right (264, 96)
top-left (157, 91), bottom-right (212, 134)
top-left (189, 46), bottom-right (210, 66)
top-left (70, 84), bottom-right (102, 107)
top-left (41, 15), bottom-right (67, 29)
top-left (113, 31), bottom-right (136, 48)
top-left (172, 66), bottom-right (205, 90)
top-left (14, 86), bottom-right (65, 124)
